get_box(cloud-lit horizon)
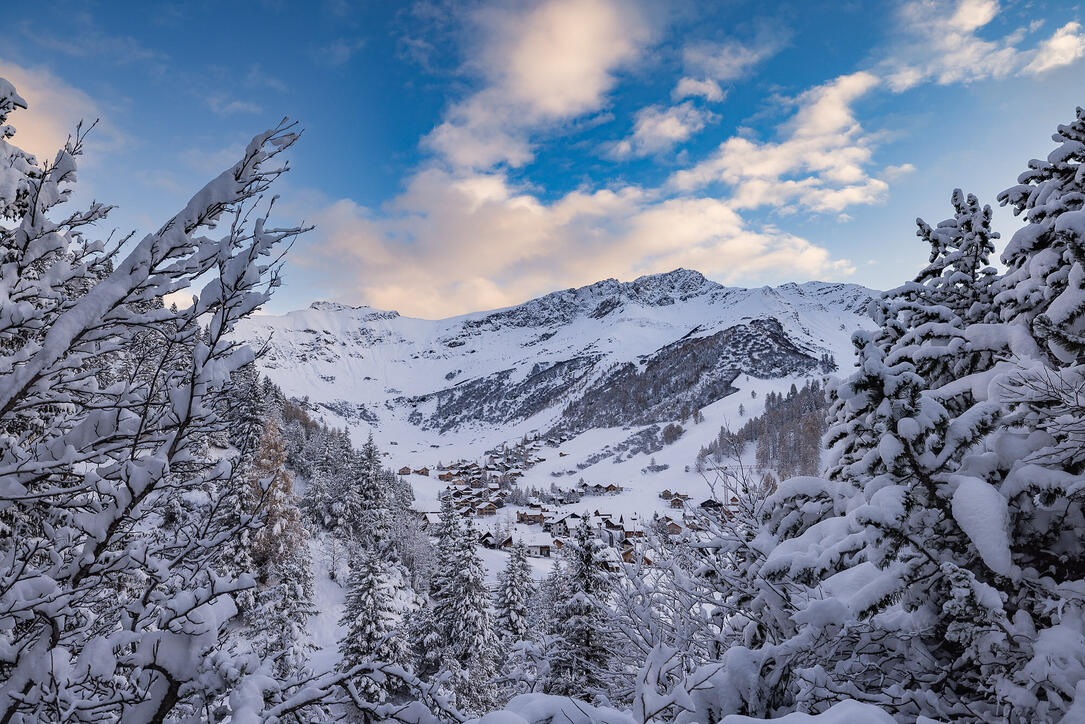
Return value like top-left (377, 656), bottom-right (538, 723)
top-left (4, 0), bottom-right (1085, 318)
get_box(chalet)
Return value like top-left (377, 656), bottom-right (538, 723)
top-left (620, 515), bottom-right (645, 538)
top-left (605, 483), bottom-right (622, 494)
top-left (621, 546), bottom-right (653, 566)
top-left (700, 498), bottom-right (723, 511)
top-left (419, 512), bottom-right (441, 531)
top-left (438, 472), bottom-right (455, 482)
top-left (685, 516), bottom-right (707, 532)
top-left (523, 535), bottom-right (552, 558)
top-left (659, 489), bottom-right (673, 500)
top-left (549, 513), bottom-right (582, 537)
top-left (398, 466), bottom-right (412, 476)
top-left (670, 497), bottom-right (686, 509)
top-left (660, 517), bottom-right (684, 535)
top-left (599, 548), bottom-right (622, 572)
top-left (601, 517), bottom-right (624, 532)
top-left (478, 531), bottom-right (513, 549)
top-left (413, 467), bottom-right (430, 476)
top-left (517, 508), bottom-right (547, 525)
top-left (476, 501), bottom-right (498, 516)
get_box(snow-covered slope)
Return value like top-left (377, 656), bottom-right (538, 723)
top-left (236, 269), bottom-right (876, 457)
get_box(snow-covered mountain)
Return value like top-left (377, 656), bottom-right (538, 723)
top-left (236, 269), bottom-right (877, 456)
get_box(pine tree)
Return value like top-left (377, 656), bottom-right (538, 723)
top-left (547, 517), bottom-right (614, 700)
top-left (301, 427), bottom-right (339, 530)
top-left (405, 597), bottom-right (444, 680)
top-left (694, 110), bottom-right (1085, 722)
top-left (533, 561), bottom-right (567, 638)
top-left (249, 418), bottom-right (310, 571)
top-left (449, 519), bottom-right (501, 711)
top-left (338, 549), bottom-right (409, 704)
top-left (997, 106), bottom-right (1085, 364)
top-left (426, 500), bottom-right (500, 711)
top-left (430, 496), bottom-right (463, 650)
top-left (495, 542), bottom-right (534, 642)
top-left (343, 433), bottom-right (392, 551)
top-left (247, 564), bottom-right (317, 681)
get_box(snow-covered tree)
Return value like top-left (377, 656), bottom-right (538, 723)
top-left (997, 107), bottom-right (1085, 364)
top-left (448, 519), bottom-right (501, 711)
top-left (426, 499), bottom-right (500, 711)
top-left (340, 433), bottom-right (392, 551)
top-left (430, 496), bottom-right (463, 647)
top-left (405, 597), bottom-right (444, 681)
top-left (0, 75), bottom-right (321, 720)
top-left (683, 107), bottom-right (1085, 722)
top-left (338, 548), bottom-right (409, 705)
top-left (245, 418), bottom-right (308, 570)
top-left (547, 517), bottom-right (615, 701)
top-left (239, 417), bottom-right (316, 679)
top-left (495, 542), bottom-right (534, 642)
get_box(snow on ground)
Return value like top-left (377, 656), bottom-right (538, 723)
top-left (308, 537), bottom-right (347, 675)
top-left (478, 545), bottom-right (555, 584)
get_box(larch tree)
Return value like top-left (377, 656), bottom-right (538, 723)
top-left (242, 417), bottom-right (316, 679)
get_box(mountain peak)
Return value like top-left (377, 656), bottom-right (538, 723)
top-left (625, 268), bottom-right (713, 304)
top-left (309, 300), bottom-right (359, 312)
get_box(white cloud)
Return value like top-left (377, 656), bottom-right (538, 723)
top-left (610, 102), bottom-right (716, 158)
top-left (0, 59), bottom-right (119, 162)
top-left (883, 163), bottom-right (917, 180)
top-left (207, 94), bottom-right (262, 116)
top-left (669, 72), bottom-right (887, 214)
top-left (424, 0), bottom-right (654, 169)
top-left (292, 167), bottom-right (853, 318)
top-left (682, 31), bottom-right (787, 83)
top-left (1024, 21), bottom-right (1085, 74)
top-left (484, 0), bottom-right (651, 119)
top-left (883, 0), bottom-right (1085, 91)
top-left (280, 5), bottom-right (889, 318)
top-left (672, 77), bottom-right (725, 103)
top-left (162, 290), bottom-right (196, 310)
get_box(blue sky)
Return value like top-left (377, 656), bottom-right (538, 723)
top-left (3, 0), bottom-right (1085, 317)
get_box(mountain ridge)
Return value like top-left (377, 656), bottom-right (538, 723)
top-left (235, 269), bottom-right (879, 455)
